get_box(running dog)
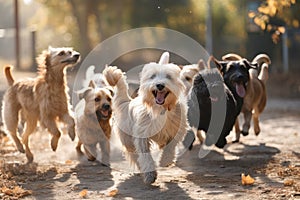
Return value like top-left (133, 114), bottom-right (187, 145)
top-left (75, 81), bottom-right (113, 166)
top-left (185, 57), bottom-right (238, 149)
top-left (103, 52), bottom-right (188, 184)
top-left (222, 53), bottom-right (270, 142)
top-left (2, 46), bottom-right (80, 163)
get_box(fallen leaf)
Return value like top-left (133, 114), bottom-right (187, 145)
top-left (284, 179), bottom-right (294, 186)
top-left (107, 189), bottom-right (118, 197)
top-left (65, 160), bottom-right (73, 165)
top-left (241, 173), bottom-right (255, 185)
top-left (79, 189), bottom-right (88, 198)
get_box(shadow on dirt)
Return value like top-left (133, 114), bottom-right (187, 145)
top-left (116, 173), bottom-right (193, 199)
top-left (177, 142), bottom-right (280, 193)
top-left (72, 158), bottom-right (114, 192)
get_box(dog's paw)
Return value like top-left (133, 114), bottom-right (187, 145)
top-left (51, 134), bottom-right (61, 151)
top-left (241, 131), bottom-right (249, 136)
top-left (143, 171), bottom-right (157, 185)
top-left (103, 66), bottom-right (123, 86)
top-left (87, 156), bottom-right (96, 161)
top-left (68, 128), bottom-right (75, 141)
top-left (26, 151), bottom-right (34, 163)
top-left (232, 139), bottom-right (240, 143)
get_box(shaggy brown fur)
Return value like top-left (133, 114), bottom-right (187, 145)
top-left (222, 53), bottom-right (271, 142)
top-left (2, 46), bottom-right (80, 163)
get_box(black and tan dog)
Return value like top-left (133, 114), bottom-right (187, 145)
top-left (222, 53), bottom-right (270, 142)
top-left (185, 58), bottom-right (238, 149)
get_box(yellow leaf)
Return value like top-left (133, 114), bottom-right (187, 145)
top-left (248, 11), bottom-right (256, 18)
top-left (107, 189), bottom-right (118, 197)
top-left (278, 26), bottom-right (286, 34)
top-left (284, 179), bottom-right (294, 186)
top-left (79, 189), bottom-right (88, 198)
top-left (241, 173), bottom-right (255, 185)
top-left (65, 160), bottom-right (73, 165)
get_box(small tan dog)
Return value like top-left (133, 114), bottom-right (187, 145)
top-left (75, 81), bottom-right (113, 166)
top-left (103, 52), bottom-right (188, 184)
top-left (222, 53), bottom-right (271, 142)
top-left (2, 46), bottom-right (80, 162)
top-left (179, 63), bottom-right (202, 95)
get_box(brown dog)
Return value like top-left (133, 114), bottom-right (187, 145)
top-left (75, 81), bottom-right (113, 166)
top-left (2, 46), bottom-right (80, 163)
top-left (222, 53), bottom-right (271, 142)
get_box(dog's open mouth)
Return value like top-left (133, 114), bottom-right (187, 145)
top-left (234, 82), bottom-right (246, 98)
top-left (152, 90), bottom-right (169, 105)
top-left (96, 109), bottom-right (110, 120)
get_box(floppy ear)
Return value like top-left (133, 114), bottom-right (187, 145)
top-left (209, 56), bottom-right (226, 74)
top-left (242, 59), bottom-right (257, 70)
top-left (88, 80), bottom-right (96, 88)
top-left (78, 88), bottom-right (92, 100)
top-left (158, 52), bottom-right (170, 65)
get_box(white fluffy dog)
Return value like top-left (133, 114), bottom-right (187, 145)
top-left (103, 52), bottom-right (188, 184)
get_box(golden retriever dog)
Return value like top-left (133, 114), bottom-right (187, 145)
top-left (103, 52), bottom-right (189, 184)
top-left (2, 46), bottom-right (80, 163)
top-left (222, 53), bottom-right (271, 142)
top-left (75, 81), bottom-right (113, 166)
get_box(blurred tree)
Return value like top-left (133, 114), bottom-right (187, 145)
top-left (32, 0), bottom-right (250, 58)
top-left (249, 0), bottom-right (300, 43)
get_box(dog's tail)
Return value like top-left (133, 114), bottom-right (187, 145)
top-left (258, 63), bottom-right (269, 84)
top-left (252, 54), bottom-right (270, 84)
top-left (221, 53), bottom-right (243, 61)
top-left (4, 65), bottom-right (14, 86)
top-left (252, 54), bottom-right (271, 67)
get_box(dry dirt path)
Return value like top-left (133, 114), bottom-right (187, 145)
top-left (0, 70), bottom-right (299, 199)
top-left (0, 98), bottom-right (299, 200)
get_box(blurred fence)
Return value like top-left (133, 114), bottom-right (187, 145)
top-left (0, 28), bottom-right (35, 70)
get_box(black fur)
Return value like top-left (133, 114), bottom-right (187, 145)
top-left (184, 68), bottom-right (239, 149)
top-left (214, 59), bottom-right (256, 115)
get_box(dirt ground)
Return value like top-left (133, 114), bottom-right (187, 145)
top-left (0, 71), bottom-right (300, 200)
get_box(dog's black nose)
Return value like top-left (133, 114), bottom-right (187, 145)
top-left (156, 84), bottom-right (165, 91)
top-left (73, 53), bottom-right (80, 60)
top-left (102, 103), bottom-right (110, 110)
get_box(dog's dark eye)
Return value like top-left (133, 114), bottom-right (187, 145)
top-left (107, 97), bottom-right (111, 102)
top-left (58, 51), bottom-right (65, 56)
top-left (166, 74), bottom-right (172, 80)
top-left (150, 74), bottom-right (156, 79)
top-left (95, 97), bottom-right (100, 102)
top-left (185, 76), bottom-right (192, 82)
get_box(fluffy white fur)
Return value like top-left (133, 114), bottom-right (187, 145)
top-left (103, 53), bottom-right (189, 184)
top-left (83, 65), bottom-right (107, 88)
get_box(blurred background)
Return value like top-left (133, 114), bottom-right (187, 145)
top-left (0, 0), bottom-right (299, 97)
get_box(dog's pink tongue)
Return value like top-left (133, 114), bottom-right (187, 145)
top-left (101, 110), bottom-right (109, 117)
top-left (155, 91), bottom-right (165, 105)
top-left (235, 83), bottom-right (246, 98)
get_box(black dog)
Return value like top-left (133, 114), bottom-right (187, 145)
top-left (214, 58), bottom-right (257, 120)
top-left (184, 59), bottom-right (238, 149)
